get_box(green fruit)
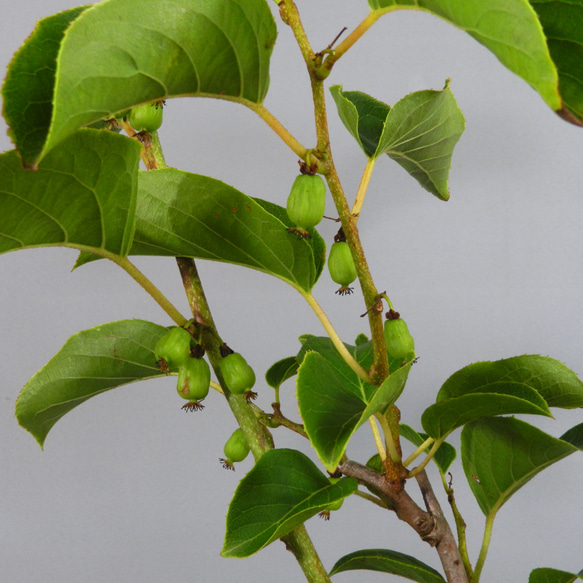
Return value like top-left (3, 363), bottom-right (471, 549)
top-left (384, 317), bottom-right (415, 359)
top-left (129, 101), bottom-right (163, 132)
top-left (176, 357), bottom-right (211, 401)
top-left (220, 353), bottom-right (256, 395)
top-left (286, 174), bottom-right (326, 233)
top-left (155, 327), bottom-right (192, 369)
top-left (328, 241), bottom-right (357, 289)
top-left (223, 428), bottom-right (250, 464)
top-left (326, 497), bottom-right (344, 512)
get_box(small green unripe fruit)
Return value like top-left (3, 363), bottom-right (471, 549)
top-left (129, 102), bottom-right (163, 132)
top-left (155, 327), bottom-right (191, 369)
top-left (384, 317), bottom-right (415, 359)
top-left (328, 241), bottom-right (357, 294)
top-left (286, 174), bottom-right (326, 234)
top-left (177, 357), bottom-right (211, 401)
top-left (220, 428), bottom-right (250, 469)
top-left (220, 353), bottom-right (256, 395)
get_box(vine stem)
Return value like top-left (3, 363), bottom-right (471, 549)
top-left (352, 157), bottom-right (376, 219)
top-left (473, 514), bottom-right (495, 582)
top-left (369, 416), bottom-right (387, 461)
top-left (300, 290), bottom-right (372, 383)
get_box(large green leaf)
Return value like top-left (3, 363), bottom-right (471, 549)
top-left (0, 129), bottom-right (141, 257)
top-left (296, 336), bottom-right (412, 471)
top-left (330, 83), bottom-right (464, 200)
top-left (529, 567), bottom-right (583, 583)
top-left (461, 417), bottom-right (579, 517)
top-left (222, 449), bottom-right (357, 558)
top-left (329, 548), bottom-right (446, 582)
top-left (367, 0), bottom-right (563, 117)
top-left (128, 168), bottom-right (323, 293)
top-left (530, 1), bottom-right (583, 123)
top-left (0, 7), bottom-right (89, 166)
top-left (421, 382), bottom-right (552, 439)
top-left (11, 0), bottom-right (276, 165)
top-left (15, 320), bottom-right (171, 447)
top-left (436, 355), bottom-right (583, 409)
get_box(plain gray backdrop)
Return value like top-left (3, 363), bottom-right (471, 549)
top-left (1, 1), bottom-right (582, 582)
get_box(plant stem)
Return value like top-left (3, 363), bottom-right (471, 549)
top-left (369, 416), bottom-right (387, 461)
top-left (376, 411), bottom-right (401, 463)
top-left (407, 439), bottom-right (444, 478)
top-left (246, 102), bottom-right (308, 161)
top-left (352, 157), bottom-right (376, 219)
top-left (105, 254), bottom-right (188, 326)
top-left (316, 12), bottom-right (383, 78)
top-left (281, 525), bottom-right (332, 583)
top-left (300, 290), bottom-right (372, 383)
top-left (403, 436), bottom-right (435, 467)
top-left (473, 514), bottom-right (495, 582)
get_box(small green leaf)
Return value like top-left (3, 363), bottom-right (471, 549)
top-left (297, 336), bottom-right (412, 471)
top-left (0, 130), bottom-right (141, 258)
top-left (421, 382), bottom-right (552, 439)
top-left (0, 6), bottom-right (88, 166)
top-left (130, 169), bottom-right (322, 292)
top-left (265, 356), bottom-right (298, 389)
top-left (529, 567), bottom-right (583, 583)
top-left (461, 417), bottom-right (579, 516)
top-left (330, 83), bottom-right (465, 200)
top-left (30, 0), bottom-right (277, 162)
top-left (437, 355), bottom-right (583, 409)
top-left (222, 449), bottom-right (357, 558)
top-left (560, 423), bottom-right (583, 450)
top-left (530, 1), bottom-right (583, 124)
top-left (15, 320), bottom-right (171, 447)
top-left (399, 424), bottom-right (456, 474)
top-left (367, 0), bottom-right (562, 116)
top-left (329, 548), bottom-right (446, 582)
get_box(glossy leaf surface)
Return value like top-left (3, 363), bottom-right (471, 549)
top-left (330, 548), bottom-right (446, 582)
top-left (296, 335), bottom-right (412, 471)
top-left (0, 130), bottom-right (141, 257)
top-left (16, 320), bottom-right (170, 447)
top-left (529, 567), bottom-right (583, 583)
top-left (1, 7), bottom-right (88, 165)
top-left (330, 83), bottom-right (465, 200)
top-left (130, 169), bottom-right (323, 292)
top-left (436, 355), bottom-right (583, 409)
top-left (461, 417), bottom-right (579, 516)
top-left (7, 0), bottom-right (276, 165)
top-left (222, 449), bottom-right (357, 558)
top-left (367, 0), bottom-right (563, 116)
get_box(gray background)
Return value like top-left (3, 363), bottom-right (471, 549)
top-left (1, 1), bottom-right (582, 581)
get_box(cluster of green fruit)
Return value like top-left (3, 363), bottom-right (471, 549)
top-left (285, 167), bottom-right (357, 294)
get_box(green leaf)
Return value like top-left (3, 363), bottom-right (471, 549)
top-left (399, 424), bottom-right (456, 474)
top-left (461, 417), bottom-right (579, 516)
top-left (421, 382), bottom-right (552, 439)
top-left (0, 6), bottom-right (89, 167)
top-left (222, 449), bottom-right (357, 558)
top-left (367, 0), bottom-right (562, 116)
top-left (330, 82), bottom-right (465, 200)
top-left (265, 356), bottom-right (298, 389)
top-left (129, 168), bottom-right (322, 292)
top-left (529, 567), bottom-right (583, 583)
top-left (0, 129), bottom-right (141, 258)
top-left (436, 355), bottom-right (583, 409)
top-left (15, 320), bottom-right (170, 447)
top-left (329, 548), bottom-right (446, 582)
top-left (297, 336), bottom-right (412, 471)
top-left (560, 423), bottom-right (583, 450)
top-left (29, 0), bottom-right (276, 164)
top-left (530, 1), bottom-right (583, 124)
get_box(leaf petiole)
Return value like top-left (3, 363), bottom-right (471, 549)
top-left (352, 157), bottom-right (376, 219)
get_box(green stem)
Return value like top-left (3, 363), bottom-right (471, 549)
top-left (300, 290), bottom-right (372, 383)
top-left (473, 514), bottom-right (495, 582)
top-left (403, 436), bottom-right (435, 467)
top-left (407, 439), bottom-right (444, 478)
top-left (369, 416), bottom-right (387, 462)
top-left (352, 157), bottom-right (376, 219)
top-left (106, 254), bottom-right (188, 326)
top-left (281, 525), bottom-right (332, 583)
top-left (316, 12), bottom-right (383, 78)
top-left (376, 412), bottom-right (401, 464)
